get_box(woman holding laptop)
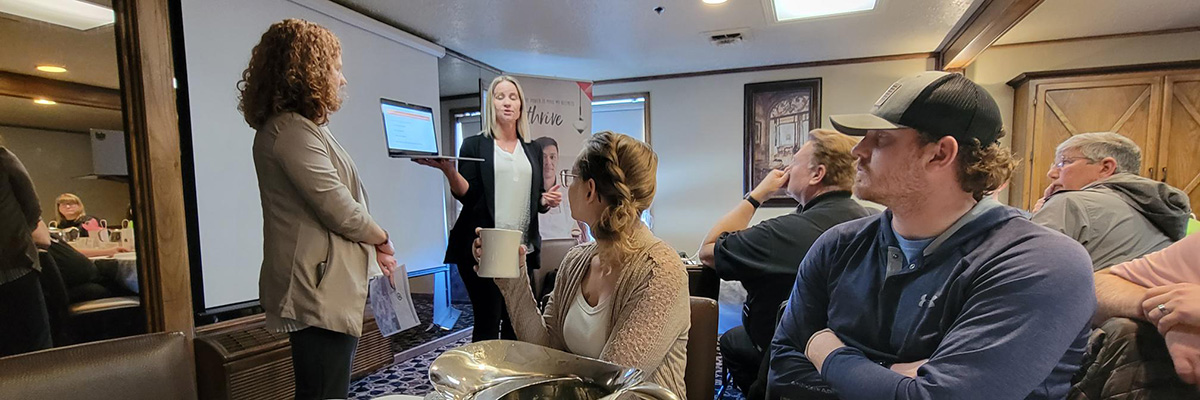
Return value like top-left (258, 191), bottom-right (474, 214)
top-left (415, 75), bottom-right (561, 342)
top-left (240, 19), bottom-right (397, 400)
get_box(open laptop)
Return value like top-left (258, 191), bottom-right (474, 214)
top-left (380, 97), bottom-right (483, 162)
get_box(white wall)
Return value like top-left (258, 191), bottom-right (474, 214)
top-left (595, 57), bottom-right (930, 252)
top-left (179, 0), bottom-right (447, 310)
top-left (0, 126), bottom-right (130, 224)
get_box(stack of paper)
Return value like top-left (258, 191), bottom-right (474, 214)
top-left (368, 264), bottom-right (421, 337)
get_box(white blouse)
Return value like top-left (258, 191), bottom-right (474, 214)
top-left (563, 289), bottom-right (613, 359)
top-left (493, 142), bottom-right (533, 244)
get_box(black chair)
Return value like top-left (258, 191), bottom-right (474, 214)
top-left (687, 265), bottom-right (719, 300)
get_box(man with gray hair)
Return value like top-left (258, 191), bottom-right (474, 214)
top-left (1031, 132), bottom-right (1191, 271)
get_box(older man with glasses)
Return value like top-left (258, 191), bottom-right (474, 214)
top-left (1031, 132), bottom-right (1191, 272)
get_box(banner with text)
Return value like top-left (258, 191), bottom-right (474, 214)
top-left (514, 74), bottom-right (592, 241)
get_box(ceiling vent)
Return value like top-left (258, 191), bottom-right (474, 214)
top-left (706, 28), bottom-right (748, 46)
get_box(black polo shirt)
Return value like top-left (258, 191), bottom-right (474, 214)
top-left (713, 190), bottom-right (873, 349)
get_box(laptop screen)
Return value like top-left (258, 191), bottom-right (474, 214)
top-left (381, 98), bottom-right (438, 156)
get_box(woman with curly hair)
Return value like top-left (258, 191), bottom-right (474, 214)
top-left (240, 19), bottom-right (397, 399)
top-left (473, 131), bottom-right (691, 397)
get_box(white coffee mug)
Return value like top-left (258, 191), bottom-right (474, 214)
top-left (478, 228), bottom-right (523, 278)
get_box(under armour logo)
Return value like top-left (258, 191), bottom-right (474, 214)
top-left (919, 294), bottom-right (939, 308)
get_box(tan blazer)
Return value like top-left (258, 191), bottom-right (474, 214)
top-left (253, 113), bottom-right (380, 337)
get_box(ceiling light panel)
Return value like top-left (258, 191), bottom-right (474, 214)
top-left (771, 0), bottom-right (877, 22)
top-left (36, 65), bottom-right (68, 73)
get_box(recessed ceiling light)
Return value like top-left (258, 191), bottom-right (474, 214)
top-left (0, 0), bottom-right (115, 30)
top-left (36, 65), bottom-right (68, 73)
top-left (771, 0), bottom-right (876, 22)
top-left (703, 0), bottom-right (728, 4)
top-left (33, 98), bottom-right (57, 105)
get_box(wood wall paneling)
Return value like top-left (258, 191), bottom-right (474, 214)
top-left (1160, 73), bottom-right (1200, 215)
top-left (113, 0), bottom-right (195, 338)
top-left (0, 71), bottom-right (122, 110)
top-left (1009, 83), bottom-right (1033, 206)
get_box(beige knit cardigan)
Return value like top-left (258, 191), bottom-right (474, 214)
top-left (496, 240), bottom-right (691, 398)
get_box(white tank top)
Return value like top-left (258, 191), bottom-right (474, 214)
top-left (563, 289), bottom-right (613, 359)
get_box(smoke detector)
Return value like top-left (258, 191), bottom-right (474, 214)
top-left (706, 28), bottom-right (749, 46)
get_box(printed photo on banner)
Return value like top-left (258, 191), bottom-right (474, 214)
top-left (513, 74), bottom-right (593, 241)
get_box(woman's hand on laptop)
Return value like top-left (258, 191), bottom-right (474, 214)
top-left (412, 158), bottom-right (454, 172)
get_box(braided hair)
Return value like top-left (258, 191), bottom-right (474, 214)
top-left (575, 131), bottom-right (657, 257)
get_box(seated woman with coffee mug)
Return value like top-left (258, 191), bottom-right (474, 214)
top-left (473, 131), bottom-right (691, 398)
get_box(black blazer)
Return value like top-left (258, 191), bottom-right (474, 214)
top-left (444, 133), bottom-right (549, 267)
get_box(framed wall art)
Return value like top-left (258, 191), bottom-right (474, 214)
top-left (743, 78), bottom-right (822, 207)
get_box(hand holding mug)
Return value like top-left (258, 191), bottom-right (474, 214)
top-left (472, 227), bottom-right (526, 280)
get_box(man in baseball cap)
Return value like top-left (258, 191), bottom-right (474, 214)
top-left (767, 71), bottom-right (1096, 399)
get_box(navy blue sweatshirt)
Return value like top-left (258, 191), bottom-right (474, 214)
top-left (768, 201), bottom-right (1095, 399)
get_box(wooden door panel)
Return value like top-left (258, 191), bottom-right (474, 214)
top-left (1045, 84), bottom-right (1155, 148)
top-left (1031, 82), bottom-right (1159, 202)
top-left (1161, 75), bottom-right (1200, 215)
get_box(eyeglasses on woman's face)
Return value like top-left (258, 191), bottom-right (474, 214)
top-left (559, 170), bottom-right (579, 188)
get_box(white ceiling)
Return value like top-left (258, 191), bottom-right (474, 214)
top-left (336, 0), bottom-right (974, 81)
top-left (0, 3), bottom-right (122, 133)
top-left (996, 0), bottom-right (1200, 45)
top-left (0, 11), bottom-right (121, 89)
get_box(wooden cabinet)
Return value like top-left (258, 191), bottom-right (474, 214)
top-left (1160, 73), bottom-right (1200, 217)
top-left (1008, 63), bottom-right (1200, 214)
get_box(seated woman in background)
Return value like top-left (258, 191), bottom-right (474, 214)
top-left (55, 193), bottom-right (100, 237)
top-left (34, 220), bottom-right (133, 303)
top-left (475, 131), bottom-right (691, 397)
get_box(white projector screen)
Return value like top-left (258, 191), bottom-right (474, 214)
top-left (179, 0), bottom-right (450, 311)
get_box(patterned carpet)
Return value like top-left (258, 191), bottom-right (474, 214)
top-left (388, 293), bottom-right (474, 354)
top-left (349, 336), bottom-right (470, 399)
